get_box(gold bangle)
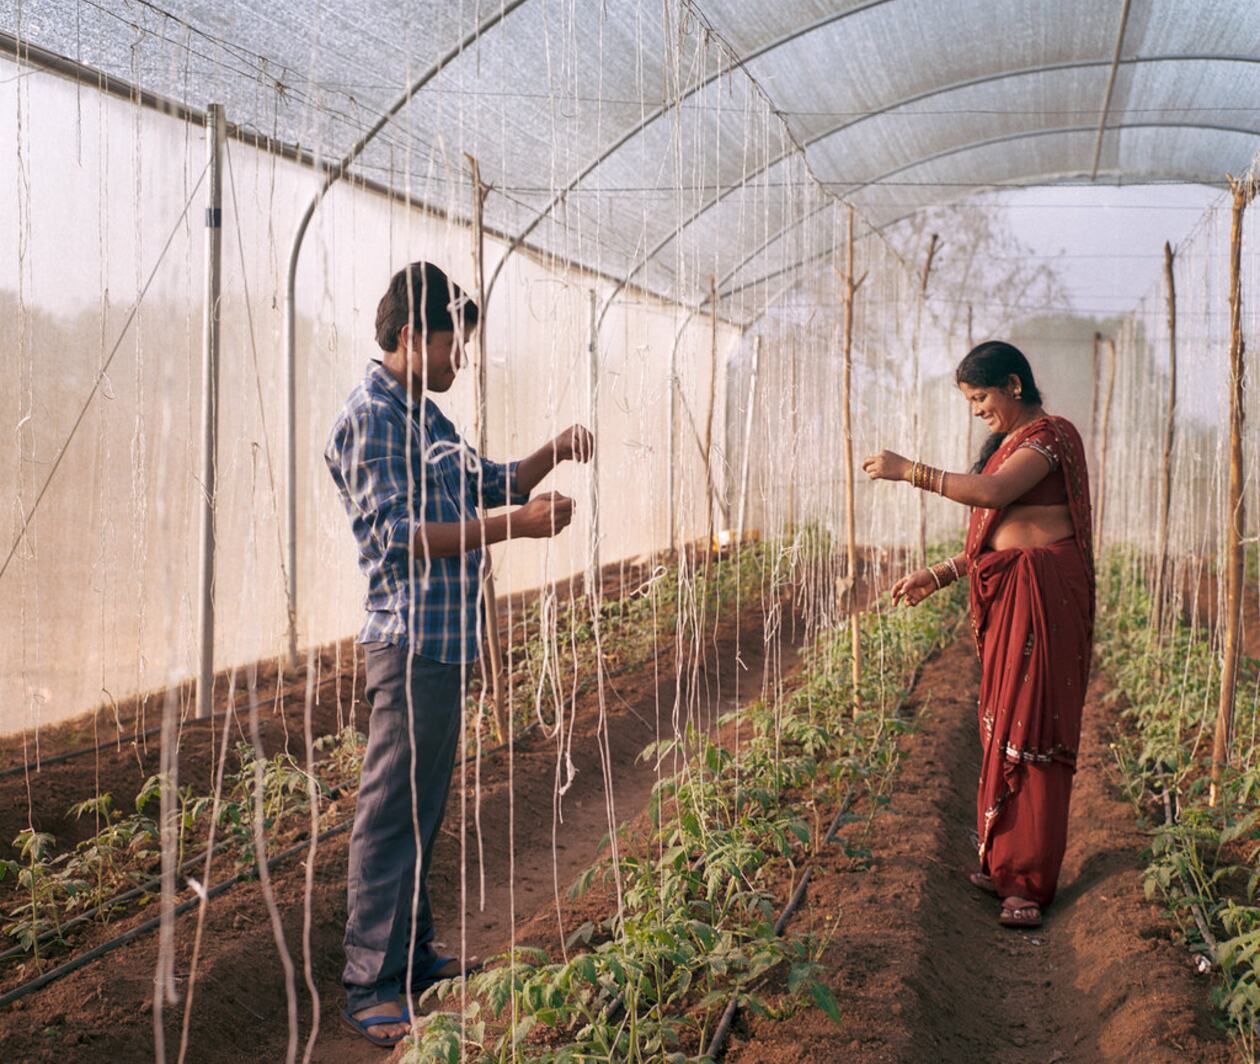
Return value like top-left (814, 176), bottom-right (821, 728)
top-left (945, 556), bottom-right (960, 582)
top-left (927, 564), bottom-right (942, 590)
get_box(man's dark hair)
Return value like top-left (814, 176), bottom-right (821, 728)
top-left (375, 261), bottom-right (479, 352)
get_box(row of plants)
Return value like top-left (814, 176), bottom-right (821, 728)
top-left (488, 545), bottom-right (774, 736)
top-left (0, 729), bottom-right (365, 965)
top-left (404, 553), bottom-right (967, 1063)
top-left (1097, 552), bottom-right (1260, 1060)
top-left (0, 548), bottom-right (769, 970)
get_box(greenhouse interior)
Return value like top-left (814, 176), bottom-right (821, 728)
top-left (0, 1), bottom-right (1258, 1061)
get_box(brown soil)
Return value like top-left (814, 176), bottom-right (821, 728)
top-left (724, 636), bottom-right (1234, 1063)
top-left (0, 563), bottom-right (801, 1062)
top-left (1190, 566), bottom-right (1260, 659)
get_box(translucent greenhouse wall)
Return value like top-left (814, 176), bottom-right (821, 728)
top-left (0, 62), bottom-right (736, 736)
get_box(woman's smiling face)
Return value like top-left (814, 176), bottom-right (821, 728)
top-left (958, 375), bottom-right (1026, 433)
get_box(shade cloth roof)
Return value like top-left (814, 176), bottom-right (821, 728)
top-left (7, 0), bottom-right (1260, 321)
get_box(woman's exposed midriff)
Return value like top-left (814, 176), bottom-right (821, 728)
top-left (987, 503), bottom-right (1075, 551)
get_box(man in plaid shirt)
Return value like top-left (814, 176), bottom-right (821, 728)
top-left (327, 261), bottom-right (593, 1046)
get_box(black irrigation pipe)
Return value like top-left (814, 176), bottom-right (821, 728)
top-left (1159, 784), bottom-right (1219, 965)
top-left (0, 719), bottom-right (541, 1005)
top-left (0, 814), bottom-right (356, 1009)
top-left (704, 865), bottom-right (815, 1061)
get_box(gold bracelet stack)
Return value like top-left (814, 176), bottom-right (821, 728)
top-left (927, 557), bottom-right (960, 590)
top-left (909, 460), bottom-right (948, 496)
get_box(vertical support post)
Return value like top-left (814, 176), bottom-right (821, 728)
top-left (1211, 175), bottom-right (1254, 807)
top-left (702, 276), bottom-right (719, 553)
top-left (466, 155), bottom-right (507, 744)
top-left (588, 288), bottom-right (601, 587)
top-left (735, 337), bottom-right (760, 542)
top-left (787, 337), bottom-right (798, 536)
top-left (1152, 242), bottom-right (1177, 622)
top-left (964, 303), bottom-right (975, 473)
top-left (667, 332), bottom-right (678, 555)
top-left (841, 205), bottom-right (866, 714)
top-left (1090, 331), bottom-right (1102, 512)
top-left (911, 233), bottom-right (940, 566)
top-left (196, 103), bottom-right (225, 719)
top-left (1094, 337), bottom-right (1117, 553)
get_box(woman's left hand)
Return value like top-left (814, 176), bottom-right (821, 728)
top-left (861, 450), bottom-right (911, 483)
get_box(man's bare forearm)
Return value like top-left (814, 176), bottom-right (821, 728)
top-left (514, 443), bottom-right (559, 496)
top-left (411, 514), bottom-right (512, 559)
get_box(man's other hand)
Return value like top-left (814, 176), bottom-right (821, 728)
top-left (554, 424), bottom-right (595, 463)
top-left (515, 492), bottom-right (575, 538)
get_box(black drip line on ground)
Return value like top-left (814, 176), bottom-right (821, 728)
top-left (0, 718), bottom-right (541, 1008)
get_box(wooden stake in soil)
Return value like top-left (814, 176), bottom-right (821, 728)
top-left (1090, 331), bottom-right (1102, 513)
top-left (1152, 241), bottom-right (1177, 624)
top-left (912, 232), bottom-right (941, 566)
top-left (1211, 174), bottom-right (1255, 807)
top-left (466, 154), bottom-right (507, 745)
top-left (1094, 336), bottom-right (1117, 553)
top-left (841, 206), bottom-right (867, 714)
top-left (703, 274), bottom-right (719, 554)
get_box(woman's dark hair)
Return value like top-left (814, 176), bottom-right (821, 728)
top-left (955, 341), bottom-right (1043, 472)
top-left (375, 261), bottom-right (479, 352)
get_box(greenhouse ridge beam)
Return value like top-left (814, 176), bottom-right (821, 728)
top-left (612, 52), bottom-right (1260, 295)
top-left (482, 0), bottom-right (899, 303)
top-left (0, 30), bottom-right (727, 327)
top-left (712, 121), bottom-right (1260, 311)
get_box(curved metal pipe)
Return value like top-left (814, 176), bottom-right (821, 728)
top-left (281, 0), bottom-right (530, 663)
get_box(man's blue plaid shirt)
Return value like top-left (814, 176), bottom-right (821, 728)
top-left (325, 361), bottom-right (528, 663)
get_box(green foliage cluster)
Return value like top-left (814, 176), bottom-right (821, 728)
top-left (403, 557), bottom-right (966, 1063)
top-left (0, 726), bottom-right (366, 960)
top-left (1097, 555), bottom-right (1260, 1058)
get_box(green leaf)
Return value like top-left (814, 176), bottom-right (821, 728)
top-left (809, 980), bottom-right (842, 1024)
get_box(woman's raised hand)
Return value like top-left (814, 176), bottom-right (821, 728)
top-left (890, 568), bottom-right (937, 607)
top-left (861, 450), bottom-right (910, 482)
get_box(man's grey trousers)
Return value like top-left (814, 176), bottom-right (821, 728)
top-left (342, 643), bottom-right (464, 1011)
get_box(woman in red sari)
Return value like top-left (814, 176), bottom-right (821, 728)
top-left (861, 341), bottom-right (1093, 928)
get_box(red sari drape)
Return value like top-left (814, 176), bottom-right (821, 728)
top-left (965, 415), bottom-right (1094, 906)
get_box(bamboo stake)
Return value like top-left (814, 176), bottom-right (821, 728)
top-left (1094, 336), bottom-right (1117, 552)
top-left (1152, 242), bottom-right (1177, 624)
top-left (787, 337), bottom-right (798, 536)
top-left (964, 302), bottom-right (975, 469)
top-left (841, 206), bottom-right (867, 715)
top-left (1210, 174), bottom-right (1255, 807)
top-left (1090, 331), bottom-right (1102, 513)
top-left (466, 155), bottom-right (507, 745)
top-left (912, 233), bottom-right (940, 565)
top-left (702, 275), bottom-right (719, 554)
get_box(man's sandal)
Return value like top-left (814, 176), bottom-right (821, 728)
top-left (999, 900), bottom-right (1042, 928)
top-left (968, 871), bottom-right (998, 896)
top-left (411, 954), bottom-right (483, 994)
top-left (339, 1006), bottom-right (412, 1048)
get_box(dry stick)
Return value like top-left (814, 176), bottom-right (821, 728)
top-left (911, 233), bottom-right (941, 567)
top-left (1152, 242), bottom-right (1178, 627)
top-left (1211, 175), bottom-right (1255, 807)
top-left (299, 649), bottom-right (321, 1063)
top-left (840, 206), bottom-right (867, 717)
top-left (466, 154), bottom-right (508, 745)
top-left (1094, 337), bottom-right (1118, 553)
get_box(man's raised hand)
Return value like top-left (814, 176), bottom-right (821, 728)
top-left (554, 424), bottom-right (595, 464)
top-left (514, 492), bottom-right (575, 538)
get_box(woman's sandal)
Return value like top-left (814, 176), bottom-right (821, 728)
top-left (968, 871), bottom-right (998, 896)
top-left (339, 1006), bottom-right (412, 1048)
top-left (999, 899), bottom-right (1042, 928)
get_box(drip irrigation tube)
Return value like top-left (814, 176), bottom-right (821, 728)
top-left (704, 865), bottom-right (814, 1061)
top-left (0, 720), bottom-right (539, 1004)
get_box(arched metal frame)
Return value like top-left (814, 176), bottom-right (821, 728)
top-left (709, 121), bottom-right (1260, 315)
